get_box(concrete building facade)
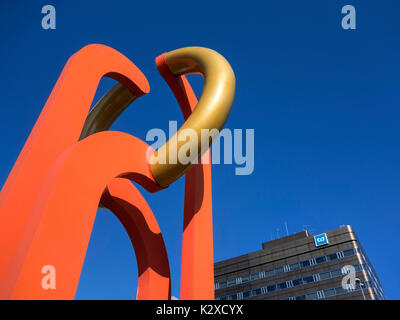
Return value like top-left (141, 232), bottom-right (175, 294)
top-left (214, 225), bottom-right (385, 300)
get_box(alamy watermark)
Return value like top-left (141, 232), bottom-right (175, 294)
top-left (341, 264), bottom-right (366, 292)
top-left (41, 265), bottom-right (56, 290)
top-left (146, 121), bottom-right (255, 175)
top-left (41, 5), bottom-right (56, 30)
top-left (40, 4), bottom-right (358, 31)
top-left (341, 5), bottom-right (356, 30)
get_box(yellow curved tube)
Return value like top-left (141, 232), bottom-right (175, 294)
top-left (150, 47), bottom-right (236, 187)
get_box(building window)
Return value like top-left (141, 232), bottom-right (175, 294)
top-left (266, 284), bottom-right (276, 292)
top-left (305, 292), bottom-right (318, 300)
top-left (301, 260), bottom-right (311, 268)
top-left (323, 288), bottom-right (336, 298)
top-left (292, 278), bottom-right (303, 286)
top-left (303, 275), bottom-right (314, 284)
top-left (289, 262), bottom-right (300, 271)
top-left (354, 264), bottom-right (363, 272)
top-left (343, 248), bottom-right (356, 257)
top-left (327, 253), bottom-right (338, 261)
top-left (241, 275), bottom-right (250, 283)
top-left (315, 256), bottom-right (326, 264)
top-left (295, 295), bottom-right (306, 300)
top-left (277, 282), bottom-right (287, 290)
top-left (243, 291), bottom-right (251, 299)
top-left (330, 269), bottom-right (342, 278)
top-left (335, 287), bottom-right (347, 296)
top-left (250, 273), bottom-right (259, 281)
top-left (275, 266), bottom-right (284, 274)
top-left (264, 269), bottom-right (275, 277)
top-left (253, 288), bottom-right (262, 296)
top-left (283, 265), bottom-right (290, 272)
top-left (227, 279), bottom-right (236, 287)
top-left (319, 271), bottom-right (330, 280)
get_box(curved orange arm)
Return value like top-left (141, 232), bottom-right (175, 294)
top-left (101, 178), bottom-right (171, 300)
top-left (2, 132), bottom-right (161, 299)
top-left (0, 44), bottom-right (150, 289)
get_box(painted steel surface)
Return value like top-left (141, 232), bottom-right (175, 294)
top-left (0, 44), bottom-right (235, 300)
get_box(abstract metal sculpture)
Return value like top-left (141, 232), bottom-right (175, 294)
top-left (0, 44), bottom-right (235, 299)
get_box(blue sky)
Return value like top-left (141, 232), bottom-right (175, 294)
top-left (0, 1), bottom-right (399, 299)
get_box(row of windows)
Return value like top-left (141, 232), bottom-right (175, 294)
top-left (364, 266), bottom-right (385, 300)
top-left (358, 248), bottom-right (385, 300)
top-left (215, 264), bottom-right (364, 301)
top-left (284, 281), bottom-right (372, 300)
top-left (215, 247), bottom-right (359, 290)
top-left (361, 251), bottom-right (385, 300)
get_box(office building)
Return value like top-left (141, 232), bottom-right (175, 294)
top-left (214, 225), bottom-right (385, 300)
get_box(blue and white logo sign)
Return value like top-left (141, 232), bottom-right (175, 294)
top-left (314, 233), bottom-right (328, 247)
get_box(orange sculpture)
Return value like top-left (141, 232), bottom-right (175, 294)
top-left (0, 44), bottom-right (235, 300)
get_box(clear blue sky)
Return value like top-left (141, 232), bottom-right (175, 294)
top-left (0, 1), bottom-right (399, 299)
